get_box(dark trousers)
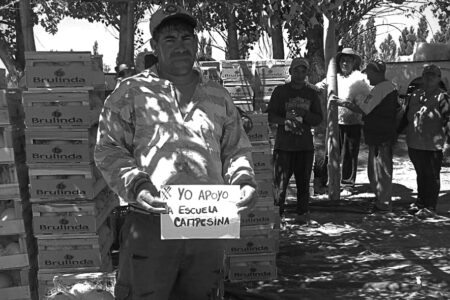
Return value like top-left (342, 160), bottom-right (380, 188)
top-left (273, 149), bottom-right (314, 216)
top-left (339, 124), bottom-right (362, 185)
top-left (408, 148), bottom-right (443, 210)
top-left (114, 212), bottom-right (224, 300)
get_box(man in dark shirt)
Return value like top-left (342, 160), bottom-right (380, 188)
top-left (267, 58), bottom-right (323, 224)
top-left (331, 60), bottom-right (400, 213)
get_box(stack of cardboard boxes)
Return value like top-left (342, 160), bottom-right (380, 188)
top-left (20, 51), bottom-right (117, 299)
top-left (212, 59), bottom-right (295, 283)
top-left (221, 60), bottom-right (255, 112)
top-left (254, 59), bottom-right (290, 112)
top-left (0, 84), bottom-right (35, 299)
top-left (224, 111), bottom-right (279, 282)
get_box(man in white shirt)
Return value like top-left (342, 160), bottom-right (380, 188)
top-left (331, 60), bottom-right (400, 213)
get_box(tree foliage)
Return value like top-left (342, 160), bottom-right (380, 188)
top-left (197, 36), bottom-right (213, 60)
top-left (363, 17), bottom-right (377, 62)
top-left (398, 26), bottom-right (417, 56)
top-left (339, 17), bottom-right (377, 66)
top-left (185, 1), bottom-right (264, 59)
top-left (432, 22), bottom-right (450, 43)
top-left (416, 15), bottom-right (429, 42)
top-left (379, 33), bottom-right (397, 61)
top-left (0, 0), bottom-right (158, 76)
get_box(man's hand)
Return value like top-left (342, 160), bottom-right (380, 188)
top-left (135, 189), bottom-right (168, 214)
top-left (236, 185), bottom-right (257, 213)
top-left (329, 94), bottom-right (343, 105)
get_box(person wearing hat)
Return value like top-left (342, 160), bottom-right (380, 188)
top-left (316, 48), bottom-right (371, 194)
top-left (400, 64), bottom-right (450, 217)
top-left (331, 59), bottom-right (400, 213)
top-left (267, 57), bottom-right (323, 225)
top-left (94, 4), bottom-right (257, 299)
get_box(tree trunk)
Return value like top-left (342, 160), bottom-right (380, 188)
top-left (270, 13), bottom-right (284, 59)
top-left (124, 0), bottom-right (135, 68)
top-left (14, 1), bottom-right (25, 72)
top-left (323, 14), bottom-right (340, 201)
top-left (117, 2), bottom-right (128, 67)
top-left (226, 4), bottom-right (239, 60)
top-left (19, 0), bottom-right (36, 53)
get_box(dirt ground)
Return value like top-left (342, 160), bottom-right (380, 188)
top-left (225, 135), bottom-right (450, 300)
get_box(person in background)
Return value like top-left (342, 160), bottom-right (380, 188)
top-left (267, 58), bottom-right (323, 225)
top-left (401, 64), bottom-right (450, 217)
top-left (94, 4), bottom-right (257, 299)
top-left (316, 48), bottom-right (371, 195)
top-left (114, 63), bottom-right (136, 85)
top-left (144, 52), bottom-right (158, 69)
top-left (330, 60), bottom-right (400, 214)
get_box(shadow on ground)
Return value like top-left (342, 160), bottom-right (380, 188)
top-left (225, 139), bottom-right (450, 300)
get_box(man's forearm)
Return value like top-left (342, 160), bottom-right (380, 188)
top-left (338, 100), bottom-right (364, 115)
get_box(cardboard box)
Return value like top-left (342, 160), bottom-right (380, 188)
top-left (37, 270), bottom-right (59, 299)
top-left (220, 60), bottom-right (254, 83)
top-left (0, 163), bottom-right (20, 199)
top-left (233, 100), bottom-right (253, 112)
top-left (0, 199), bottom-right (25, 235)
top-left (32, 202), bottom-right (98, 236)
top-left (200, 66), bottom-right (221, 83)
top-left (22, 87), bottom-right (103, 128)
top-left (252, 152), bottom-right (272, 173)
top-left (254, 171), bottom-right (272, 181)
top-left (0, 237), bottom-right (29, 270)
top-left (24, 51), bottom-right (105, 89)
top-left (0, 126), bottom-right (15, 163)
top-left (28, 163), bottom-right (106, 202)
top-left (32, 203), bottom-right (115, 246)
top-left (0, 268), bottom-right (31, 300)
top-left (255, 59), bottom-right (291, 80)
top-left (225, 226), bottom-right (279, 255)
top-left (224, 85), bottom-right (253, 100)
top-left (37, 235), bottom-right (102, 272)
top-left (25, 127), bottom-right (96, 164)
top-left (240, 207), bottom-right (278, 227)
top-left (247, 113), bottom-right (268, 125)
top-left (254, 85), bottom-right (278, 101)
top-left (256, 179), bottom-right (274, 202)
top-left (226, 253), bottom-right (277, 282)
top-left (246, 124), bottom-right (269, 143)
top-left (250, 141), bottom-right (271, 153)
top-left (2, 89), bottom-right (25, 128)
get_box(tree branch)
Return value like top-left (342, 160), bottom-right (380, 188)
top-left (0, 36), bottom-right (17, 74)
top-left (0, 0), bottom-right (20, 11)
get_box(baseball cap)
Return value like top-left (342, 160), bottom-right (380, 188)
top-left (150, 4), bottom-right (197, 36)
top-left (362, 59), bottom-right (386, 73)
top-left (422, 64), bottom-right (441, 76)
top-left (289, 58), bottom-right (310, 71)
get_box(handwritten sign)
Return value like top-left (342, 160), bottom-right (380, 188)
top-left (160, 185), bottom-right (241, 240)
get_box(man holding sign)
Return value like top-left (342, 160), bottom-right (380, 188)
top-left (94, 4), bottom-right (256, 300)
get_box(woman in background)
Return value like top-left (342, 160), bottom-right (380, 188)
top-left (403, 64), bottom-right (450, 217)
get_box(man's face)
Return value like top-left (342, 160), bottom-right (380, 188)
top-left (422, 72), bottom-right (441, 89)
top-left (340, 55), bottom-right (355, 75)
top-left (290, 65), bottom-right (307, 84)
top-left (151, 25), bottom-right (198, 76)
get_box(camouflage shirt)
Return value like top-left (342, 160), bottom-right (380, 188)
top-left (94, 69), bottom-right (256, 203)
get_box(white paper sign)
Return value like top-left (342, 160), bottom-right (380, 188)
top-left (160, 185), bottom-right (241, 240)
